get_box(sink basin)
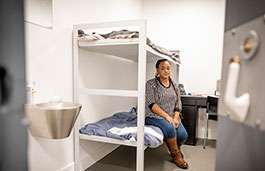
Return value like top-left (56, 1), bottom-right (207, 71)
top-left (25, 101), bottom-right (82, 139)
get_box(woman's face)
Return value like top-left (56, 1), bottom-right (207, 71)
top-left (156, 61), bottom-right (171, 79)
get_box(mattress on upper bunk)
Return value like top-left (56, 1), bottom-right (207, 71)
top-left (79, 107), bottom-right (163, 148)
top-left (77, 29), bottom-right (180, 64)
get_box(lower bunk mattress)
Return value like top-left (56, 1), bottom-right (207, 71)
top-left (79, 107), bottom-right (163, 148)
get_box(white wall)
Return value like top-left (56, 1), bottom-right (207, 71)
top-left (142, 0), bottom-right (225, 95)
top-left (25, 0), bottom-right (141, 170)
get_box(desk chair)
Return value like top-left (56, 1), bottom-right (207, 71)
top-left (203, 96), bottom-right (218, 149)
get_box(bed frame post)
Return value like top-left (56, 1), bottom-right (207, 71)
top-left (73, 26), bottom-right (80, 171)
top-left (137, 19), bottom-right (147, 171)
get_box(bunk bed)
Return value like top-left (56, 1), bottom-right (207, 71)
top-left (73, 19), bottom-right (180, 171)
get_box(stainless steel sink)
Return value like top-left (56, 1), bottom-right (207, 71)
top-left (25, 100), bottom-right (82, 139)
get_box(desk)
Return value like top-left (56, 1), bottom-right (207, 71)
top-left (181, 96), bottom-right (207, 145)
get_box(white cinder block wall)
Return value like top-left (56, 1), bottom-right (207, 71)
top-left (25, 0), bottom-right (225, 170)
top-left (141, 0), bottom-right (225, 139)
top-left (25, 0), bottom-right (141, 170)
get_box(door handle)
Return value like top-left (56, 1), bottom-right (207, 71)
top-left (224, 56), bottom-right (250, 122)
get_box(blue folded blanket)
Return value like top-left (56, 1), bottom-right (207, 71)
top-left (79, 107), bottom-right (163, 148)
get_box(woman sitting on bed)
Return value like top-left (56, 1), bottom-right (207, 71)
top-left (145, 59), bottom-right (188, 169)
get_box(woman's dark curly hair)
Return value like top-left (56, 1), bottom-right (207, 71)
top-left (155, 59), bottom-right (170, 69)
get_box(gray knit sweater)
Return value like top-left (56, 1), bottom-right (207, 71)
top-left (145, 78), bottom-right (182, 119)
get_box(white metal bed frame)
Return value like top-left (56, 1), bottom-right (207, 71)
top-left (73, 19), bottom-right (179, 171)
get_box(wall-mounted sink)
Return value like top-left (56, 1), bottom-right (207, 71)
top-left (25, 100), bottom-right (82, 139)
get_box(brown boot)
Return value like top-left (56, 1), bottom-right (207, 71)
top-left (165, 137), bottom-right (188, 169)
top-left (178, 143), bottom-right (184, 159)
top-left (167, 143), bottom-right (184, 158)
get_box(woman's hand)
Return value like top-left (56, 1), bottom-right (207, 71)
top-left (173, 117), bottom-right (180, 128)
top-left (151, 104), bottom-right (176, 126)
top-left (165, 115), bottom-right (175, 126)
top-left (174, 112), bottom-right (180, 128)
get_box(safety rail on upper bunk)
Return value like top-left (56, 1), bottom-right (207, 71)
top-left (78, 38), bottom-right (180, 65)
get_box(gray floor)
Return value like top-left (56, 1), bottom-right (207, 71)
top-left (86, 139), bottom-right (216, 171)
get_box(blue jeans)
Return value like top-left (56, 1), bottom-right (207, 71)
top-left (145, 117), bottom-right (188, 144)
